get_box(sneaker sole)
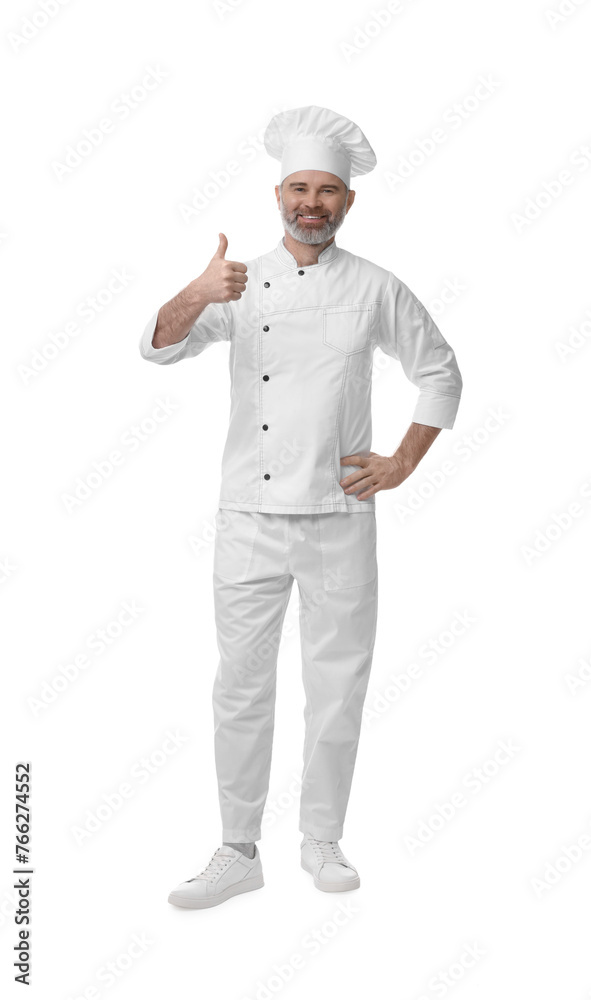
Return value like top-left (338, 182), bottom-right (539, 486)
top-left (301, 859), bottom-right (360, 892)
top-left (168, 872), bottom-right (265, 909)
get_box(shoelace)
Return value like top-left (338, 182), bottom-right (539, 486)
top-left (307, 838), bottom-right (347, 864)
top-left (187, 848), bottom-right (235, 883)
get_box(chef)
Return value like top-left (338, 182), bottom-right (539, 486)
top-left (139, 105), bottom-right (463, 909)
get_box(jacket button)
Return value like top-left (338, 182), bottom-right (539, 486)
top-left (263, 325), bottom-right (269, 331)
top-left (264, 473), bottom-right (270, 480)
top-left (262, 374), bottom-right (269, 381)
top-left (298, 270), bottom-right (304, 275)
top-left (262, 424), bottom-right (268, 430)
top-left (264, 281), bottom-right (270, 288)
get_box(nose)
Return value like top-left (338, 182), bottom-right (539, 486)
top-left (300, 196), bottom-right (323, 208)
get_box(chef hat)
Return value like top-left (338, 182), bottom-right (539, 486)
top-left (264, 105), bottom-right (377, 189)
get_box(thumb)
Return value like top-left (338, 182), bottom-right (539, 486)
top-left (214, 232), bottom-right (228, 259)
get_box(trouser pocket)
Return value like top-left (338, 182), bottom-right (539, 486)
top-left (318, 512), bottom-right (377, 590)
top-left (213, 509), bottom-right (260, 583)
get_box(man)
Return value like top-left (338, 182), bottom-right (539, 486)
top-left (139, 105), bottom-right (462, 909)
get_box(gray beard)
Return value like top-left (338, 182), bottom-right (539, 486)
top-left (279, 199), bottom-right (347, 245)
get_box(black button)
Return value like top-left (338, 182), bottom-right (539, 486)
top-left (298, 270), bottom-right (305, 275)
top-left (263, 325), bottom-right (269, 332)
top-left (264, 473), bottom-right (270, 480)
top-left (262, 424), bottom-right (268, 430)
top-left (264, 281), bottom-right (270, 288)
top-left (262, 374), bottom-right (269, 381)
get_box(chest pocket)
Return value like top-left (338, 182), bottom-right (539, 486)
top-left (323, 304), bottom-right (372, 355)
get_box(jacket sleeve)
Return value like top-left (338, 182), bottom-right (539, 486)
top-left (138, 299), bottom-right (233, 366)
top-left (377, 271), bottom-right (463, 429)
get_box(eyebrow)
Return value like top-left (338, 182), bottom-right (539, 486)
top-left (287, 182), bottom-right (340, 190)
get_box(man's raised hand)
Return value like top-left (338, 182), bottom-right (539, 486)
top-left (193, 233), bottom-right (248, 304)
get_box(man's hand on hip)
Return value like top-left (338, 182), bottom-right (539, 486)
top-left (339, 452), bottom-right (408, 500)
top-left (340, 423), bottom-right (442, 500)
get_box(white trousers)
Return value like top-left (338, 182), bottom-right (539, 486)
top-left (211, 507), bottom-right (378, 843)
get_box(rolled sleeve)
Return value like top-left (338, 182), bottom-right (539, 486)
top-left (377, 271), bottom-right (463, 430)
top-left (139, 300), bottom-right (233, 366)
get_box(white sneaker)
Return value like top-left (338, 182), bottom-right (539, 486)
top-left (300, 834), bottom-right (360, 892)
top-left (168, 845), bottom-right (264, 909)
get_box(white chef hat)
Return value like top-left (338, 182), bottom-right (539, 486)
top-left (264, 105), bottom-right (377, 189)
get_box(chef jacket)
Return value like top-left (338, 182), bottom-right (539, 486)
top-left (139, 236), bottom-right (462, 515)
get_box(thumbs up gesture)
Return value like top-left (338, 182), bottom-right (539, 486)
top-left (193, 233), bottom-right (248, 304)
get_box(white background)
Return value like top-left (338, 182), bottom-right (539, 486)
top-left (3, 0), bottom-right (591, 997)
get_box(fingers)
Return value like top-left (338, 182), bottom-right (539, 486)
top-left (343, 476), bottom-right (374, 494)
top-left (228, 268), bottom-right (248, 288)
top-left (356, 485), bottom-right (380, 500)
top-left (229, 271), bottom-right (247, 292)
top-left (224, 273), bottom-right (248, 301)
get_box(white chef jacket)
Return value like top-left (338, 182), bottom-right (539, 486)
top-left (139, 237), bottom-right (462, 515)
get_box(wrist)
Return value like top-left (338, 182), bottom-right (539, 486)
top-left (390, 453), bottom-right (414, 479)
top-left (185, 280), bottom-right (212, 310)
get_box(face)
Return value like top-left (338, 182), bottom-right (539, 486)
top-left (276, 171), bottom-right (355, 245)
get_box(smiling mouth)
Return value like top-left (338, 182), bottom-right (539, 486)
top-left (298, 215), bottom-right (327, 222)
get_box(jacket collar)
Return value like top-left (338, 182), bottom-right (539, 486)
top-left (275, 235), bottom-right (340, 268)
